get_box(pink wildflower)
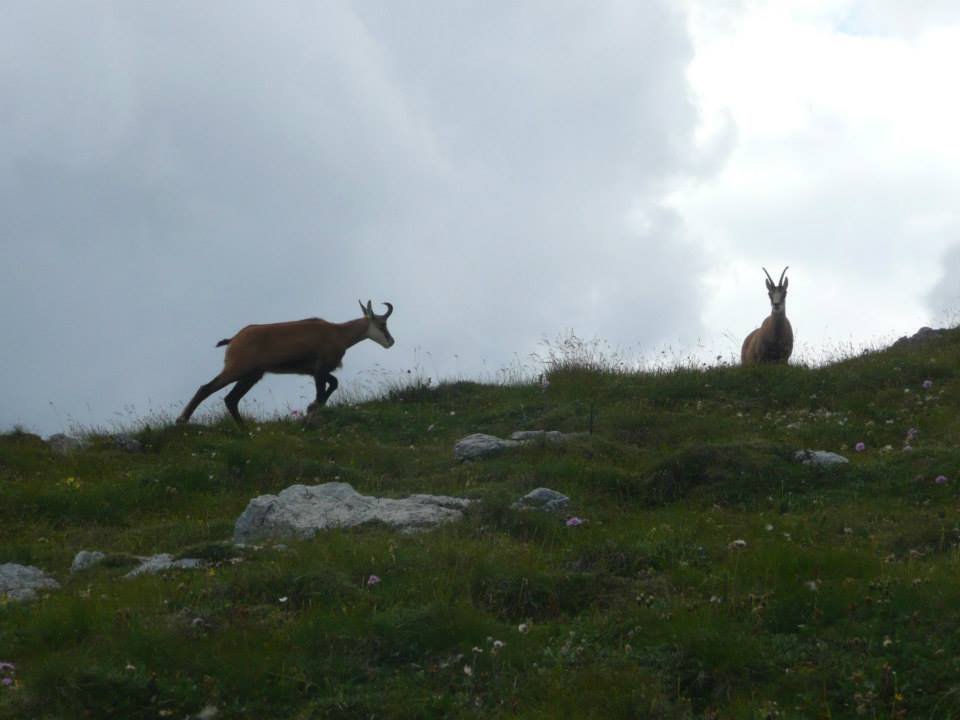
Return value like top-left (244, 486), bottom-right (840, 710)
top-left (565, 517), bottom-right (584, 527)
top-left (855, 442), bottom-right (866, 452)
top-left (367, 574), bottom-right (381, 587)
top-left (935, 475), bottom-right (948, 485)
top-left (923, 379), bottom-right (934, 390)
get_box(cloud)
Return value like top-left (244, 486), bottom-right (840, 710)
top-left (840, 0), bottom-right (960, 37)
top-left (0, 2), bottom-right (711, 433)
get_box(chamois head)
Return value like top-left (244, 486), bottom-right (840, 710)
top-left (763, 266), bottom-right (789, 315)
top-left (360, 299), bottom-right (395, 348)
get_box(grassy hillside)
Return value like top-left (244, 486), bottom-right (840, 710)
top-left (3, 330), bottom-right (960, 719)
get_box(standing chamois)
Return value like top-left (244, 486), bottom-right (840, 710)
top-left (741, 267), bottom-right (793, 365)
top-left (177, 300), bottom-right (395, 427)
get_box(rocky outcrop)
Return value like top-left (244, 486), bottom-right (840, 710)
top-left (234, 482), bottom-right (472, 543)
top-left (0, 563), bottom-right (60, 602)
top-left (893, 326), bottom-right (949, 348)
top-left (454, 433), bottom-right (522, 461)
top-left (455, 430), bottom-right (584, 461)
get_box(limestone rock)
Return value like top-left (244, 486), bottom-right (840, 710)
top-left (0, 563), bottom-right (60, 602)
top-left (454, 433), bottom-right (521, 461)
top-left (512, 487), bottom-right (570, 512)
top-left (794, 449), bottom-right (849, 467)
top-left (70, 550), bottom-right (107, 573)
top-left (125, 554), bottom-right (208, 578)
top-left (893, 326), bottom-right (949, 348)
top-left (234, 482), bottom-right (471, 543)
top-left (112, 434), bottom-right (143, 453)
top-left (510, 430), bottom-right (583, 443)
top-left (46, 433), bottom-right (86, 454)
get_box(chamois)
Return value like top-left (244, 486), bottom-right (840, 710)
top-left (177, 300), bottom-right (395, 427)
top-left (741, 267), bottom-right (793, 365)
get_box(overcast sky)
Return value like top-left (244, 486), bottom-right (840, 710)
top-left (2, 1), bottom-right (959, 435)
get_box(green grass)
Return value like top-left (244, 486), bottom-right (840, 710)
top-left (3, 330), bottom-right (960, 718)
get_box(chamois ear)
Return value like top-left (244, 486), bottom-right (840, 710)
top-left (359, 299), bottom-right (371, 318)
top-left (782, 276), bottom-right (788, 290)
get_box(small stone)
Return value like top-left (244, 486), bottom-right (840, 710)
top-left (511, 430), bottom-right (586, 443)
top-left (124, 554), bottom-right (208, 578)
top-left (112, 434), bottom-right (143, 453)
top-left (794, 449), bottom-right (849, 466)
top-left (453, 433), bottom-right (521, 461)
top-left (511, 430), bottom-right (562, 442)
top-left (512, 487), bottom-right (570, 512)
top-left (45, 433), bottom-right (86, 454)
top-left (70, 550), bottom-right (107, 573)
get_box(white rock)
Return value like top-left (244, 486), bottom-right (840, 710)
top-left (196, 706), bottom-right (219, 720)
top-left (70, 550), bottom-right (107, 573)
top-left (45, 433), bottom-right (86, 454)
top-left (234, 482), bottom-right (471, 543)
top-left (512, 487), bottom-right (570, 512)
top-left (510, 430), bottom-right (583, 443)
top-left (124, 554), bottom-right (207, 578)
top-left (794, 449), bottom-right (850, 466)
top-left (0, 563), bottom-right (60, 602)
top-left (454, 433), bottom-right (521, 461)
top-left (112, 434), bottom-right (143, 453)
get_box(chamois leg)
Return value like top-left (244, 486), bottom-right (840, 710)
top-left (177, 373), bottom-right (235, 424)
top-left (308, 373), bottom-right (338, 412)
top-left (320, 373), bottom-right (339, 405)
top-left (224, 371), bottom-right (264, 427)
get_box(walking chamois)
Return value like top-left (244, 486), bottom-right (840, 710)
top-left (178, 300), bottom-right (395, 426)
